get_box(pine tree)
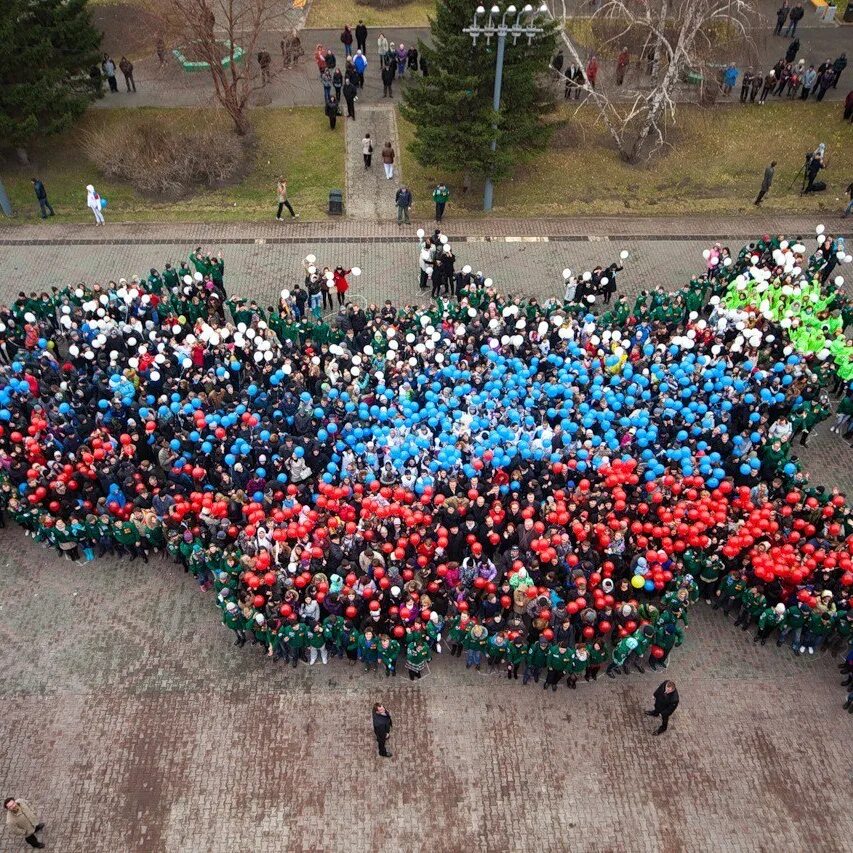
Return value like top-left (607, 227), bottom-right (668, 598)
top-left (0, 0), bottom-right (102, 154)
top-left (400, 0), bottom-right (557, 186)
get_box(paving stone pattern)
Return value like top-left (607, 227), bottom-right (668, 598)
top-left (344, 104), bottom-right (403, 220)
top-left (0, 225), bottom-right (852, 851)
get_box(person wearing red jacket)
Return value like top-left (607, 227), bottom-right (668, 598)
top-left (333, 266), bottom-right (351, 306)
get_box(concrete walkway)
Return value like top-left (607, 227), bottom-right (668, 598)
top-left (344, 104), bottom-right (402, 220)
top-left (91, 19), bottom-right (851, 111)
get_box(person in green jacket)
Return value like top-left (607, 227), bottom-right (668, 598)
top-left (358, 628), bottom-right (379, 672)
top-left (282, 621), bottom-right (309, 667)
top-left (734, 585), bottom-right (766, 631)
top-left (114, 518), bottom-right (147, 563)
top-left (464, 623), bottom-right (489, 670)
top-left (405, 639), bottom-right (431, 680)
top-left (754, 602), bottom-right (785, 645)
top-left (250, 613), bottom-right (274, 655)
top-left (446, 613), bottom-right (467, 657)
top-left (222, 601), bottom-right (246, 646)
top-left (432, 183), bottom-right (450, 222)
top-left (801, 609), bottom-right (833, 655)
top-left (585, 641), bottom-right (609, 681)
top-left (697, 554), bottom-right (724, 604)
top-left (486, 631), bottom-right (509, 672)
top-left (379, 635), bottom-right (401, 677)
top-left (565, 645), bottom-right (589, 689)
top-left (649, 621), bottom-right (684, 670)
top-left (523, 635), bottom-right (550, 684)
top-left (308, 623), bottom-right (328, 665)
top-left (504, 636), bottom-right (526, 680)
top-left (777, 602), bottom-right (808, 652)
top-left (606, 636), bottom-right (636, 677)
top-left (714, 569), bottom-right (746, 617)
top-left (544, 642), bottom-right (572, 691)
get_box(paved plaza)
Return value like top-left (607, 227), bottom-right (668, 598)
top-left (0, 219), bottom-right (852, 851)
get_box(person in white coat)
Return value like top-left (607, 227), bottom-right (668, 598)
top-left (86, 184), bottom-right (104, 225)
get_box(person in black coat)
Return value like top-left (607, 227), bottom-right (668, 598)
top-left (325, 95), bottom-right (339, 130)
top-left (372, 703), bottom-right (392, 757)
top-left (646, 680), bottom-right (679, 735)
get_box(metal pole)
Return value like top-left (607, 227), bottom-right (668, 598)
top-left (483, 30), bottom-right (507, 212)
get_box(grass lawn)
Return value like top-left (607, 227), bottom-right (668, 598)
top-left (306, 0), bottom-right (435, 28)
top-left (2, 108), bottom-right (345, 224)
top-left (399, 101), bottom-right (853, 217)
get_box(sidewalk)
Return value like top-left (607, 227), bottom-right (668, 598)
top-left (344, 104), bottom-right (403, 219)
top-left (1, 214), bottom-right (850, 243)
top-left (91, 20), bottom-right (851, 111)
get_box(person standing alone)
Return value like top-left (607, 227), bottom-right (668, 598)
top-left (754, 160), bottom-right (776, 205)
top-left (275, 177), bottom-right (298, 219)
top-left (4, 797), bottom-right (46, 848)
top-left (31, 178), bottom-right (54, 219)
top-left (382, 141), bottom-right (395, 180)
top-left (646, 680), bottom-right (679, 735)
top-left (395, 185), bottom-right (412, 224)
top-left (432, 182), bottom-right (449, 222)
top-left (372, 702), bottom-right (392, 757)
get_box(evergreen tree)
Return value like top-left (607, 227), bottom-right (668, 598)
top-left (400, 0), bottom-right (556, 185)
top-left (0, 0), bottom-right (102, 153)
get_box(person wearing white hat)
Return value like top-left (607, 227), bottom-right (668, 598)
top-left (86, 184), bottom-right (105, 225)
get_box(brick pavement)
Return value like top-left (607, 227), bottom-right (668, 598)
top-left (1, 222), bottom-right (853, 850)
top-left (0, 523), bottom-right (851, 853)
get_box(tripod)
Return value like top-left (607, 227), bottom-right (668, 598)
top-left (789, 159), bottom-right (809, 195)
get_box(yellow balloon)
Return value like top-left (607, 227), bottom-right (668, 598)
top-left (631, 574), bottom-right (645, 589)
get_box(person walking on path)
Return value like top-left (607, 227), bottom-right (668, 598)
top-left (395, 185), bottom-right (412, 224)
top-left (355, 20), bottom-right (368, 53)
top-left (785, 2), bottom-right (803, 37)
top-left (118, 56), bottom-right (136, 92)
top-left (86, 184), bottom-right (104, 225)
top-left (774, 1), bottom-right (789, 36)
top-left (843, 181), bottom-right (853, 217)
top-left (31, 178), bottom-right (54, 219)
top-left (382, 142), bottom-right (395, 180)
top-left (4, 797), bottom-right (46, 848)
top-left (275, 177), bottom-right (298, 220)
top-left (754, 160), bottom-right (776, 206)
top-left (833, 53), bottom-right (847, 89)
top-left (646, 680), bottom-right (679, 735)
top-left (362, 134), bottom-right (373, 168)
top-left (372, 703), bottom-right (392, 757)
top-left (432, 182), bottom-right (449, 222)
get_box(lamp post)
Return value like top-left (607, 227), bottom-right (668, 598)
top-left (463, 2), bottom-right (548, 212)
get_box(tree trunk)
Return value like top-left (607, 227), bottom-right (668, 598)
top-left (15, 147), bottom-right (29, 166)
top-left (651, 0), bottom-right (669, 83)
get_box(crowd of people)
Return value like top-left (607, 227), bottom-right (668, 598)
top-left (733, 53), bottom-right (847, 105)
top-left (315, 26), bottom-right (428, 127)
top-left (0, 230), bottom-right (852, 707)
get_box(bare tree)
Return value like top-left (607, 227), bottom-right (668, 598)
top-left (152, 0), bottom-right (286, 135)
top-left (549, 0), bottom-right (755, 162)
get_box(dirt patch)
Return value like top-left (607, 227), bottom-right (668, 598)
top-left (91, 3), bottom-right (172, 62)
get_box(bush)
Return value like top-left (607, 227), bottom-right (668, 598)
top-left (83, 120), bottom-right (249, 198)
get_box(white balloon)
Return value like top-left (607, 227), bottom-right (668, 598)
top-left (562, 268), bottom-right (572, 279)
top-left (351, 267), bottom-right (361, 276)
top-left (280, 289), bottom-right (290, 300)
top-left (816, 224), bottom-right (825, 235)
top-left (620, 250), bottom-right (629, 260)
top-left (416, 229), bottom-right (425, 239)
top-left (305, 254), bottom-right (316, 263)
